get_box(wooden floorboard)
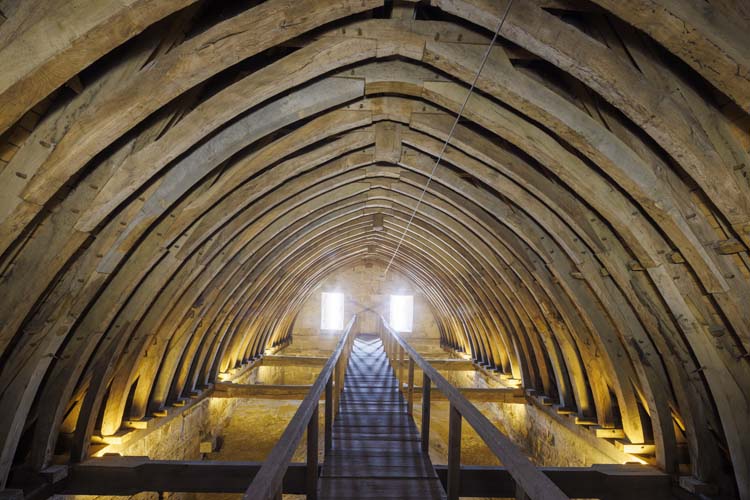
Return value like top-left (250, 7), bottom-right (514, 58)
top-left (319, 478), bottom-right (446, 499)
top-left (334, 414), bottom-right (413, 427)
top-left (320, 335), bottom-right (447, 500)
top-left (333, 430), bottom-right (420, 441)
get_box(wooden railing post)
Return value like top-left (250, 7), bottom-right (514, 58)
top-left (397, 344), bottom-right (404, 392)
top-left (447, 402), bottom-right (462, 500)
top-left (337, 354), bottom-right (345, 407)
top-left (324, 377), bottom-right (333, 456)
top-left (389, 335), bottom-right (395, 364)
top-left (421, 372), bottom-right (431, 454)
top-left (407, 357), bottom-right (415, 415)
top-left (306, 401), bottom-right (319, 499)
top-left (332, 363), bottom-right (339, 418)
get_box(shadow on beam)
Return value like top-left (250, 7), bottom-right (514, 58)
top-left (212, 383), bottom-right (525, 403)
top-left (434, 464), bottom-right (672, 500)
top-left (37, 458), bottom-right (673, 499)
top-left (60, 458), bottom-right (309, 495)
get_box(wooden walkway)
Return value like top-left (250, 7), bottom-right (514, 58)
top-left (319, 334), bottom-right (446, 500)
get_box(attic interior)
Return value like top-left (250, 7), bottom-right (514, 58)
top-left (0, 0), bottom-right (749, 499)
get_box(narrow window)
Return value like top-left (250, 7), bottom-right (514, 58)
top-left (389, 294), bottom-right (414, 333)
top-left (321, 292), bottom-right (345, 330)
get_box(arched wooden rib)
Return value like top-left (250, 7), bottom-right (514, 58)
top-left (95, 168), bottom-right (524, 434)
top-left (0, 0), bottom-right (199, 135)
top-left (64, 20), bottom-right (743, 306)
top-left (119, 136), bottom-right (568, 410)
top-left (2, 111), bottom-right (728, 482)
top-left (4, 82), bottom-right (748, 460)
top-left (85, 156), bottom-right (636, 446)
top-left (26, 140), bottom-right (376, 464)
top-left (106, 194), bottom-right (494, 434)
top-left (17, 151), bottom-right (365, 476)
top-left (0, 103), bottom-right (376, 440)
top-left (75, 36), bottom-right (381, 231)
top-left (0, 0), bottom-right (382, 261)
top-left (92, 139), bottom-right (716, 478)
top-left (0, 12), bottom-right (201, 352)
top-left (3, 20), bottom-right (743, 340)
top-left (388, 175), bottom-right (643, 439)
top-left (0, 2), bottom-right (747, 495)
top-left (408, 113), bottom-right (740, 480)
top-left (1, 28), bottom-right (748, 386)
top-left (585, 0), bottom-right (750, 110)
top-left (435, 0), bottom-right (750, 244)
top-left (133, 168), bottom-right (506, 402)
top-left (0, 108), bottom-right (736, 492)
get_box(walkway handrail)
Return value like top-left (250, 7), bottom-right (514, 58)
top-left (381, 319), bottom-right (569, 500)
top-left (244, 316), bottom-right (356, 500)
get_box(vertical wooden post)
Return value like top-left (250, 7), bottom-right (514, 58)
top-left (332, 363), bottom-right (338, 417)
top-left (307, 405), bottom-right (319, 500)
top-left (397, 344), bottom-right (404, 392)
top-left (340, 348), bottom-right (346, 404)
top-left (407, 357), bottom-right (415, 415)
top-left (421, 372), bottom-right (431, 453)
top-left (447, 403), bottom-right (462, 500)
top-left (324, 376), bottom-right (333, 456)
top-left (338, 354), bottom-right (345, 396)
top-left (342, 333), bottom-right (348, 386)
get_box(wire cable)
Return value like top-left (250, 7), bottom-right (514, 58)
top-left (382, 0), bottom-right (515, 278)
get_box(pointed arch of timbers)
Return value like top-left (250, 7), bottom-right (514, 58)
top-left (0, 1), bottom-right (748, 497)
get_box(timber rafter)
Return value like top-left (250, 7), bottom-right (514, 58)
top-left (0, 1), bottom-right (748, 498)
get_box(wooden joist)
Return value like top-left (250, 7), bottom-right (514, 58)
top-left (212, 383), bottom-right (318, 400)
top-left (615, 441), bottom-right (656, 456)
top-left (212, 382), bottom-right (525, 404)
top-left (415, 386), bottom-right (525, 404)
top-left (62, 458), bottom-right (308, 495)
top-left (260, 355), bottom-right (328, 367)
top-left (394, 358), bottom-right (475, 370)
top-left (594, 427), bottom-right (626, 439)
top-left (436, 464), bottom-right (670, 500)
top-left (44, 458), bottom-right (669, 499)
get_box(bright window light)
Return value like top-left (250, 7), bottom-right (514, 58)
top-left (389, 294), bottom-right (414, 333)
top-left (321, 292), bottom-right (345, 330)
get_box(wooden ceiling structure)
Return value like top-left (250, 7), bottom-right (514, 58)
top-left (0, 0), bottom-right (748, 498)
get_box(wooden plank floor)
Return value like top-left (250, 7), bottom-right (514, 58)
top-left (320, 335), bottom-right (446, 500)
